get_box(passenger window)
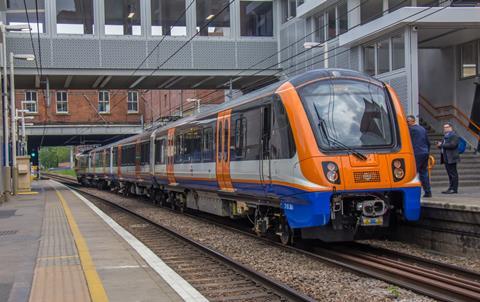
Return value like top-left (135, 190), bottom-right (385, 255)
top-left (271, 95), bottom-right (296, 159)
top-left (202, 127), bottom-right (213, 162)
top-left (262, 105), bottom-right (272, 160)
top-left (234, 117), bottom-right (247, 159)
top-left (217, 122), bottom-right (223, 161)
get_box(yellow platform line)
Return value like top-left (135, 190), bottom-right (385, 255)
top-left (55, 189), bottom-right (109, 302)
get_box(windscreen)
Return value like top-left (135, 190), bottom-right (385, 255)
top-left (297, 79), bottom-right (396, 150)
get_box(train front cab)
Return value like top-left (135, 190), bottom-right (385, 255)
top-left (277, 71), bottom-right (421, 242)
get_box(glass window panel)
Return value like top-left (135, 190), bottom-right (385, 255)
top-left (240, 1), bottom-right (273, 37)
top-left (56, 91), bottom-right (68, 113)
top-left (327, 6), bottom-right (336, 39)
top-left (377, 39), bottom-right (389, 74)
top-left (417, 0), bottom-right (440, 6)
top-left (461, 41), bottom-right (478, 78)
top-left (56, 0), bottom-right (94, 34)
top-left (151, 0), bottom-right (186, 36)
top-left (313, 12), bottom-right (325, 43)
top-left (105, 0), bottom-right (141, 35)
top-left (98, 91), bottom-right (110, 113)
top-left (7, 0), bottom-right (46, 33)
top-left (361, 0), bottom-right (383, 25)
top-left (388, 0), bottom-right (412, 12)
top-left (23, 91), bottom-right (38, 113)
top-left (392, 34), bottom-right (405, 70)
top-left (338, 0), bottom-right (348, 35)
top-left (289, 0), bottom-right (296, 18)
top-left (196, 0), bottom-right (230, 37)
top-left (128, 91), bottom-right (138, 112)
top-left (363, 44), bottom-right (375, 76)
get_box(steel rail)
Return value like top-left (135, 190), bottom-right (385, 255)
top-left (46, 173), bottom-right (480, 302)
top-left (45, 174), bottom-right (315, 302)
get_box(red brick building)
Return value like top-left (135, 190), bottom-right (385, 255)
top-left (15, 89), bottom-right (226, 126)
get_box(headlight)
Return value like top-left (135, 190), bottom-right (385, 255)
top-left (394, 168), bottom-right (404, 179)
top-left (392, 159), bottom-right (405, 182)
top-left (322, 162), bottom-right (340, 184)
top-left (327, 171), bottom-right (339, 182)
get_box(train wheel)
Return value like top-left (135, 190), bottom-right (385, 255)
top-left (279, 221), bottom-right (292, 246)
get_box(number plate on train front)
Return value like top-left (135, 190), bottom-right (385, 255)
top-left (362, 217), bottom-right (383, 226)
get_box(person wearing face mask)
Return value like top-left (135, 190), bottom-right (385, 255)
top-left (437, 122), bottom-right (460, 194)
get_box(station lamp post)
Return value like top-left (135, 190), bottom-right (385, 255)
top-left (10, 53), bottom-right (35, 194)
top-left (186, 98), bottom-right (201, 113)
top-left (0, 23), bottom-right (31, 194)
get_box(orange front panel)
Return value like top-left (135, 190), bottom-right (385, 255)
top-left (167, 128), bottom-right (176, 184)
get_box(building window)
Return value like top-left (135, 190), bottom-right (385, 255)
top-left (196, 0), bottom-right (230, 37)
top-left (105, 0), bottom-right (141, 35)
top-left (392, 35), bottom-right (405, 70)
top-left (460, 41), bottom-right (478, 79)
top-left (377, 39), bottom-right (389, 74)
top-left (281, 0), bottom-right (296, 23)
top-left (327, 6), bottom-right (336, 40)
top-left (338, 0), bottom-right (348, 35)
top-left (98, 91), bottom-right (110, 113)
top-left (363, 44), bottom-right (375, 76)
top-left (361, 0), bottom-right (383, 25)
top-left (6, 0), bottom-right (46, 33)
top-left (388, 0), bottom-right (412, 12)
top-left (417, 0), bottom-right (440, 6)
top-left (24, 91), bottom-right (38, 113)
top-left (151, 0), bottom-right (186, 36)
top-left (240, 1), bottom-right (273, 37)
top-left (312, 12), bottom-right (325, 43)
top-left (56, 91), bottom-right (68, 113)
top-left (128, 91), bottom-right (138, 113)
top-left (363, 34), bottom-right (405, 76)
top-left (56, 0), bottom-right (94, 34)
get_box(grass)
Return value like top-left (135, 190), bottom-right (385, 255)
top-left (48, 169), bottom-right (77, 178)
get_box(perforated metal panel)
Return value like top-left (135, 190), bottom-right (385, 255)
top-left (147, 40), bottom-right (191, 69)
top-left (389, 75), bottom-right (409, 112)
top-left (193, 40), bottom-right (236, 69)
top-left (6, 37), bottom-right (51, 68)
top-left (354, 171), bottom-right (381, 183)
top-left (51, 38), bottom-right (100, 68)
top-left (101, 39), bottom-right (147, 69)
top-left (237, 41), bottom-right (277, 70)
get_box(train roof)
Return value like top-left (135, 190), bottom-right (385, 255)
top-left (87, 69), bottom-right (381, 152)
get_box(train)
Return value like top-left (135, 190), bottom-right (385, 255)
top-left (75, 69), bottom-right (421, 243)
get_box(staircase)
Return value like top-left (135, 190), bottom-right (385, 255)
top-left (422, 123), bottom-right (480, 188)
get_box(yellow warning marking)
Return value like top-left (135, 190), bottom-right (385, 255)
top-left (17, 191), bottom-right (39, 195)
top-left (55, 189), bottom-right (109, 302)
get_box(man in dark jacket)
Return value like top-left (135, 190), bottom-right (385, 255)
top-left (437, 122), bottom-right (460, 194)
top-left (407, 116), bottom-right (431, 197)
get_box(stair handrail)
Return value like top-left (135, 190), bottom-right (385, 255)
top-left (419, 95), bottom-right (480, 142)
top-left (419, 95), bottom-right (480, 133)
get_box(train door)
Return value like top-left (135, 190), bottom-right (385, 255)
top-left (109, 147), bottom-right (114, 175)
top-left (102, 149), bottom-right (106, 176)
top-left (216, 110), bottom-right (234, 192)
top-left (135, 140), bottom-right (141, 178)
top-left (117, 145), bottom-right (122, 178)
top-left (260, 105), bottom-right (272, 193)
top-left (167, 128), bottom-right (176, 184)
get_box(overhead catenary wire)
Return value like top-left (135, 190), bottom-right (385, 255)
top-left (198, 0), bottom-right (450, 106)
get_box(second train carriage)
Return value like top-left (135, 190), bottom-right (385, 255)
top-left (76, 69), bottom-right (421, 243)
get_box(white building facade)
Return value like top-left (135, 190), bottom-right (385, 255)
top-left (277, 0), bottom-right (480, 147)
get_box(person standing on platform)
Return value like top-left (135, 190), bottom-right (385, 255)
top-left (407, 115), bottom-right (432, 198)
top-left (437, 122), bottom-right (460, 194)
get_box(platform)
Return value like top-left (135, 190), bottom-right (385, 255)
top-left (422, 186), bottom-right (480, 212)
top-left (0, 180), bottom-right (203, 302)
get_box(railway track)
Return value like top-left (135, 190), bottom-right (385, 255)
top-left (45, 173), bottom-right (314, 302)
top-left (46, 173), bottom-right (480, 302)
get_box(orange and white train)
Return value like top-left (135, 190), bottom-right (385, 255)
top-left (76, 69), bottom-right (421, 243)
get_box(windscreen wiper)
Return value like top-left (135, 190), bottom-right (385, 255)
top-left (314, 105), bottom-right (367, 161)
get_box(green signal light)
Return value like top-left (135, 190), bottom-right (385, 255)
top-left (31, 152), bottom-right (36, 158)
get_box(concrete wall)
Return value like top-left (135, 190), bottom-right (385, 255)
top-left (418, 47), bottom-right (455, 108)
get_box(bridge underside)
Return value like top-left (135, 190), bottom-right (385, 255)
top-left (14, 71), bottom-right (280, 91)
